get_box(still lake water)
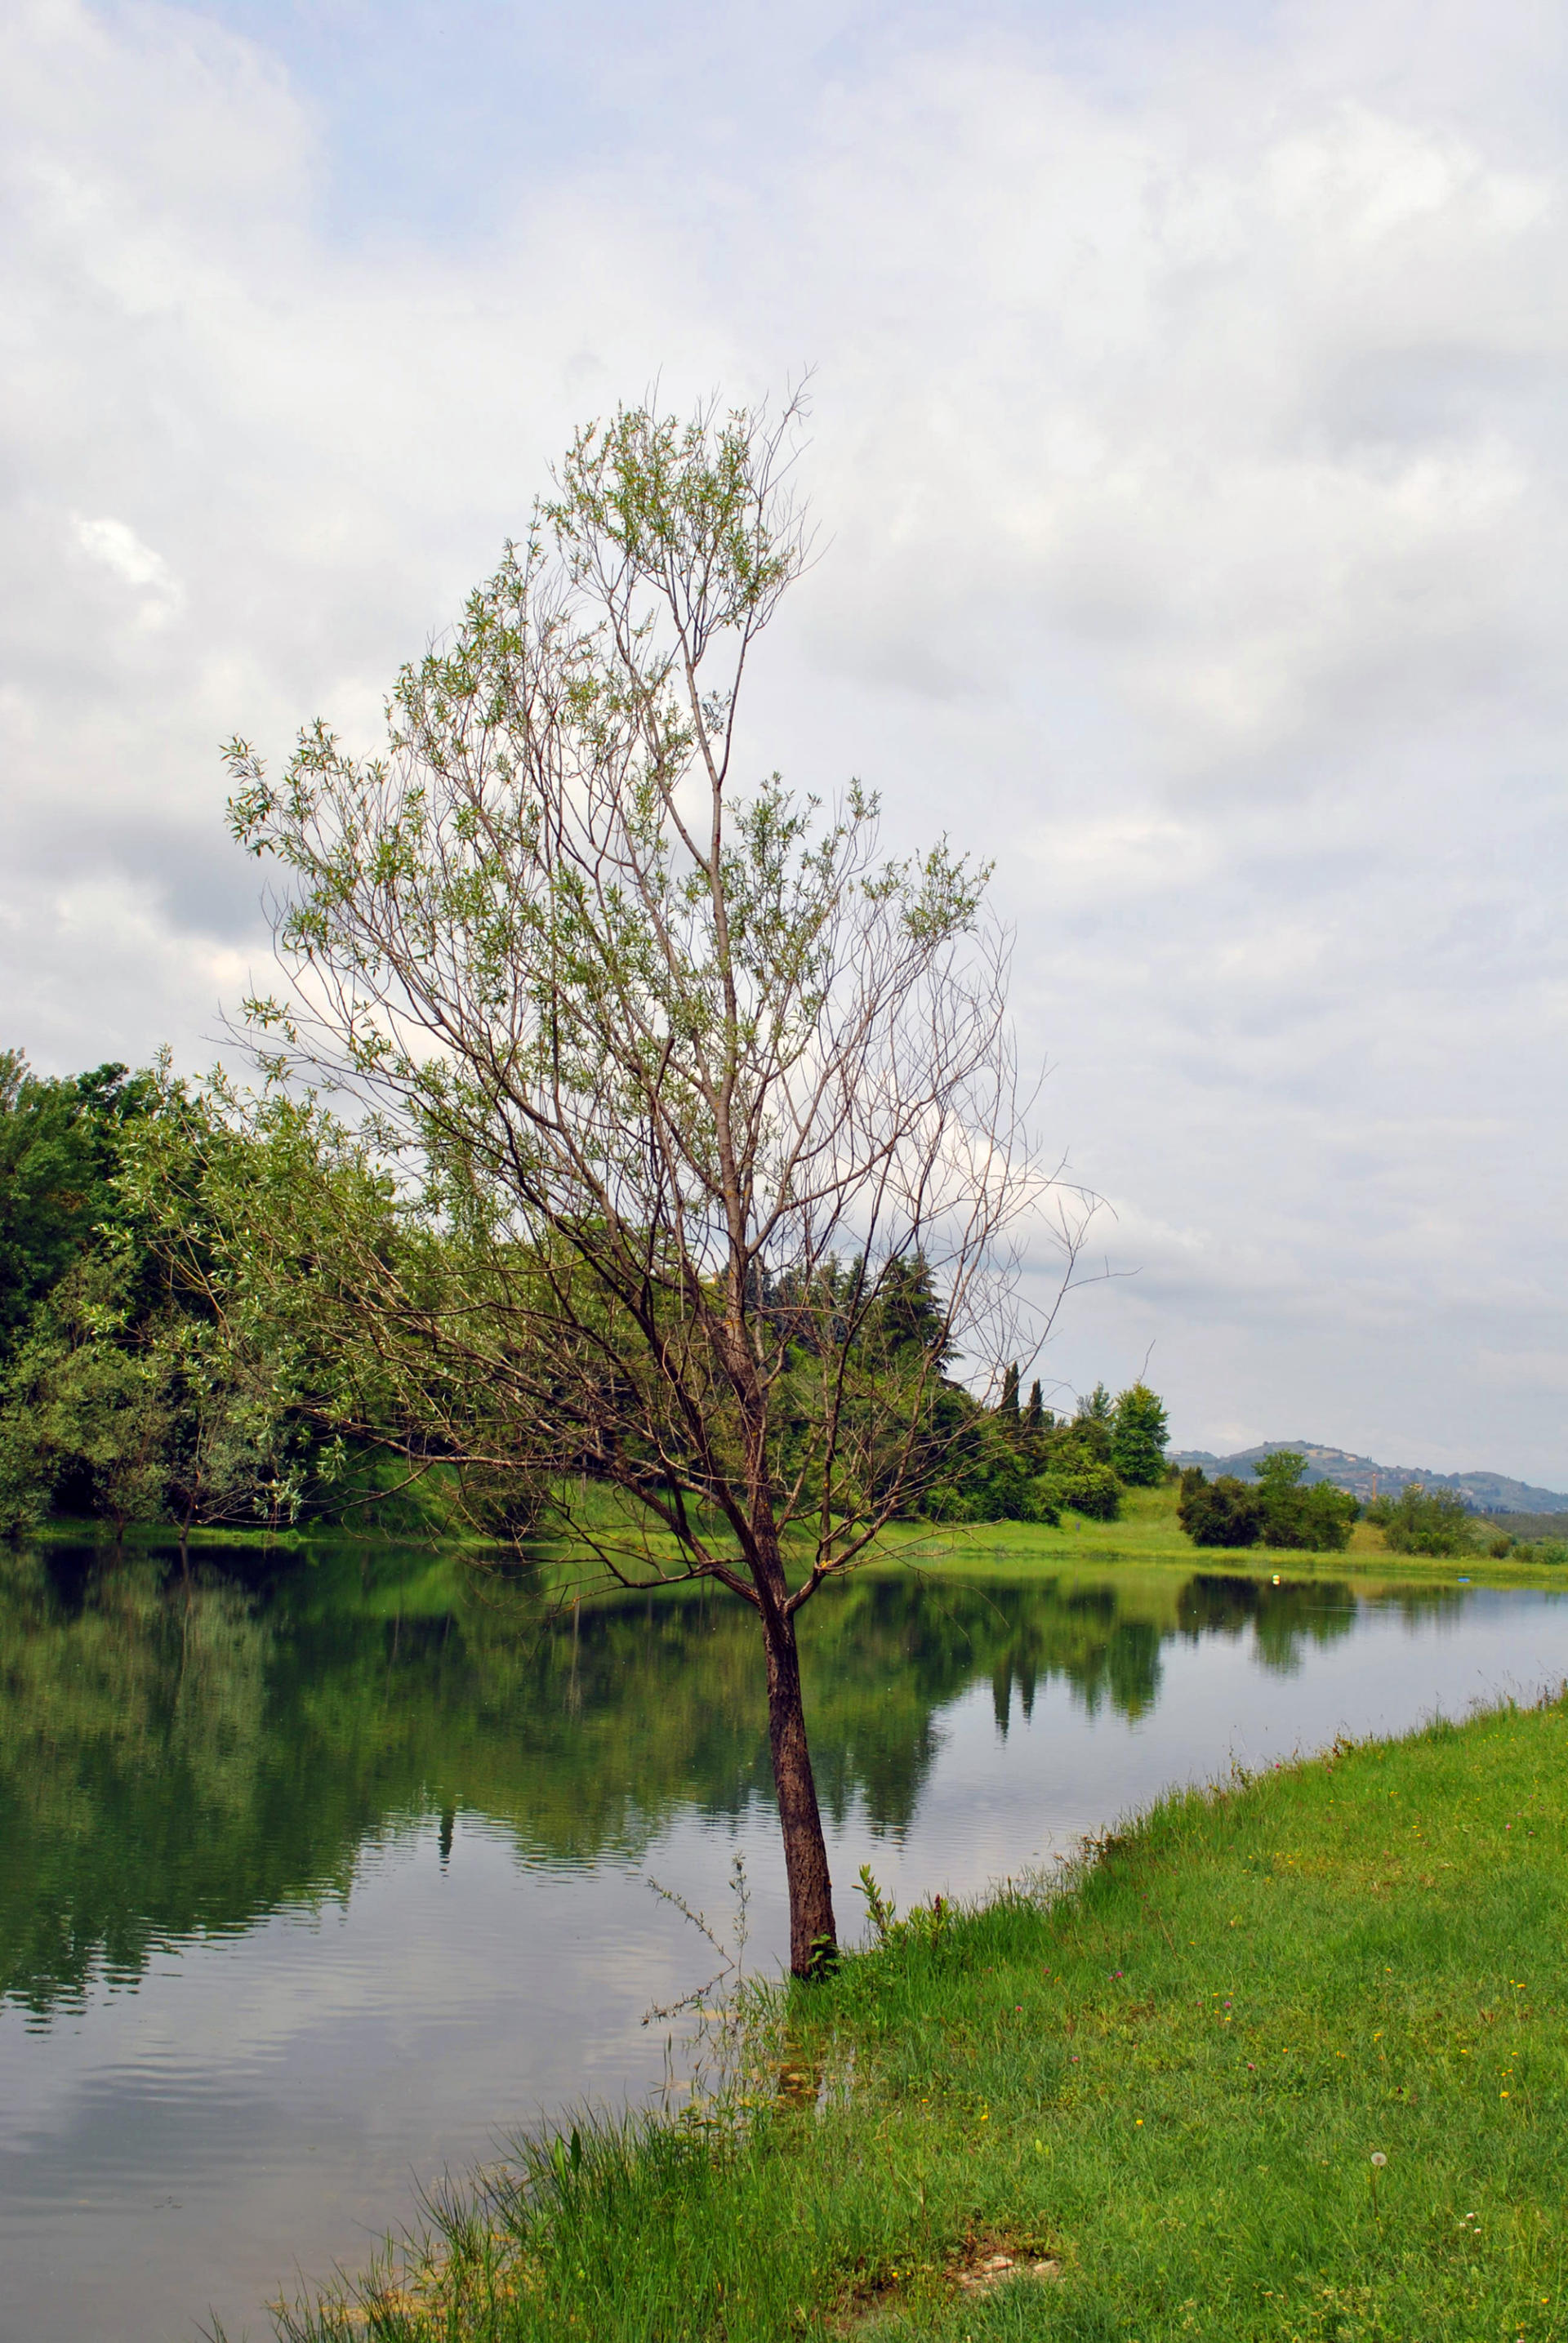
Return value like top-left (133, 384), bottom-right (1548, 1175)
top-left (2, 1541), bottom-right (1566, 2343)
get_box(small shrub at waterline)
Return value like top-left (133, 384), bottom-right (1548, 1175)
top-left (1370, 1483), bottom-right (1477, 1557)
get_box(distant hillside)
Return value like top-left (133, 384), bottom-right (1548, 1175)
top-left (1169, 1441), bottom-right (1568, 1516)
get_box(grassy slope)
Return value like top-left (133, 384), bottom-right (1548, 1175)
top-left (876, 1484), bottom-right (1566, 1583)
top-left (277, 1693), bottom-right (1568, 2343)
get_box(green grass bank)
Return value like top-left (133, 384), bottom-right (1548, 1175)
top-left (271, 1690), bottom-right (1568, 2343)
top-left (40, 1484), bottom-right (1568, 1597)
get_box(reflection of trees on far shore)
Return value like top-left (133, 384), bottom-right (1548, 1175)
top-left (1177, 1573), bottom-right (1356, 1674)
top-left (1374, 1584), bottom-right (1468, 1630)
top-left (0, 1546), bottom-right (1480, 2018)
top-left (1176, 1572), bottom-right (1469, 1673)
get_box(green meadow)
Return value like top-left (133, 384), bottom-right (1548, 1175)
top-left (516, 1480), bottom-right (1567, 1601)
top-left (873, 1485), bottom-right (1568, 1587)
top-left (194, 1477), bottom-right (1565, 1588)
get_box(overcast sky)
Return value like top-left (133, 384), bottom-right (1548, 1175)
top-left (3, 0), bottom-right (1565, 1481)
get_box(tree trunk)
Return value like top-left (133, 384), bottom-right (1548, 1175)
top-left (760, 1595), bottom-right (837, 1977)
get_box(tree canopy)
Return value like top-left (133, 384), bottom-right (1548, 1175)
top-left (216, 390), bottom-right (1090, 1972)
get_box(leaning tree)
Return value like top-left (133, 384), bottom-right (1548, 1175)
top-left (222, 393), bottom-right (1076, 1974)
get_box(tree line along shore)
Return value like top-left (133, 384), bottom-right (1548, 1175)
top-left (5, 1051), bottom-right (1560, 1576)
top-left (0, 1046), bottom-right (1166, 1547)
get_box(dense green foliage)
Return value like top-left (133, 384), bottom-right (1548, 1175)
top-left (0, 1059), bottom-right (396, 1539)
top-left (0, 1052), bottom-right (154, 1356)
top-left (0, 1055), bottom-right (184, 1530)
top-left (918, 1376), bottom-right (1173, 1526)
top-left (0, 1047), bottom-right (1172, 1547)
top-left (262, 1693), bottom-right (1568, 2343)
top-left (1370, 1483), bottom-right (1477, 1558)
top-left (0, 1054), bottom-right (180, 1531)
top-left (1179, 1451), bottom-right (1358, 1552)
top-left (1108, 1380), bottom-right (1169, 1486)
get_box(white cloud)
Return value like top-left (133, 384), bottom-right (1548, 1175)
top-left (2, 0), bottom-right (1566, 1480)
top-left (72, 514), bottom-right (184, 621)
top-left (794, 61), bottom-right (1566, 785)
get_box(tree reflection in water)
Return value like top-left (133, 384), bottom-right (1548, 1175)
top-left (0, 1543), bottom-right (1458, 2020)
top-left (1175, 1571), bottom-right (1459, 1673)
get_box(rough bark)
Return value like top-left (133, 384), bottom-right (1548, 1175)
top-left (759, 1583), bottom-right (837, 1976)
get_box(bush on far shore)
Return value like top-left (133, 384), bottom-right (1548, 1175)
top-left (1178, 1468), bottom-right (1264, 1547)
top-left (1370, 1482), bottom-right (1477, 1557)
top-left (1038, 1458), bottom-right (1124, 1521)
top-left (1178, 1450), bottom-right (1357, 1552)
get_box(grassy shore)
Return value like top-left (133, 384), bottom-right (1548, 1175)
top-left (518, 1484), bottom-right (1568, 1592)
top-left (875, 1486), bottom-right (1568, 1585)
top-left (36, 1482), bottom-right (1568, 1592)
top-left (270, 1690), bottom-right (1568, 2343)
